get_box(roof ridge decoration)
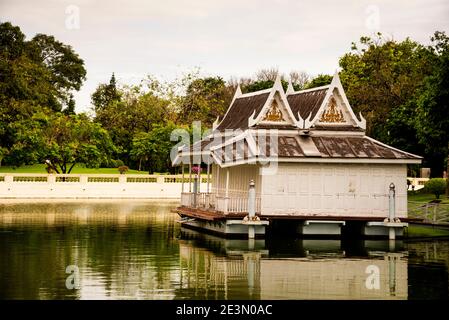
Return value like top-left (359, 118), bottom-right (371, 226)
top-left (286, 80), bottom-right (295, 94)
top-left (308, 71), bottom-right (366, 130)
top-left (288, 84), bottom-right (331, 95)
top-left (248, 75), bottom-right (299, 128)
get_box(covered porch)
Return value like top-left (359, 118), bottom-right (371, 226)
top-left (179, 163), bottom-right (261, 214)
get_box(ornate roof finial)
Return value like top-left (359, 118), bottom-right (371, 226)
top-left (286, 80), bottom-right (295, 94)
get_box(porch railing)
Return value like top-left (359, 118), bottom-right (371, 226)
top-left (181, 191), bottom-right (260, 214)
top-left (181, 192), bottom-right (216, 209)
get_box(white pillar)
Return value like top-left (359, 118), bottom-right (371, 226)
top-left (225, 168), bottom-right (230, 197)
top-left (206, 163), bottom-right (210, 193)
top-left (181, 164), bottom-right (185, 192)
top-left (248, 179), bottom-right (255, 218)
top-left (389, 182), bottom-right (395, 221)
top-left (215, 165), bottom-right (220, 196)
top-left (189, 163), bottom-right (192, 192)
top-left (224, 168), bottom-right (230, 214)
top-left (198, 165), bottom-right (201, 193)
top-left (388, 182), bottom-right (396, 240)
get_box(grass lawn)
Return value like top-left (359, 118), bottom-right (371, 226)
top-left (407, 224), bottom-right (449, 237)
top-left (408, 191), bottom-right (449, 212)
top-left (0, 164), bottom-right (149, 175)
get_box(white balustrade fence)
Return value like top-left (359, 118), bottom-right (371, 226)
top-left (0, 173), bottom-right (209, 199)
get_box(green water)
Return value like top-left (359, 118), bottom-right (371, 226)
top-left (0, 200), bottom-right (448, 300)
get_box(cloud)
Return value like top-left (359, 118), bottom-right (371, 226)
top-left (1, 0), bottom-right (448, 112)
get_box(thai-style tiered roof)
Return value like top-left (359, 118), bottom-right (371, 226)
top-left (173, 72), bottom-right (422, 167)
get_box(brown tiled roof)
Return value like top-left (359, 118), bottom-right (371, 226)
top-left (310, 136), bottom-right (420, 159)
top-left (312, 125), bottom-right (364, 132)
top-left (216, 93), bottom-right (269, 130)
top-left (213, 140), bottom-right (251, 163)
top-left (180, 134), bottom-right (420, 160)
top-left (287, 88), bottom-right (328, 121)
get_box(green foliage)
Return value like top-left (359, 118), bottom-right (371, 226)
top-left (130, 122), bottom-right (178, 173)
top-left (6, 113), bottom-right (117, 173)
top-left (304, 74), bottom-right (332, 89)
top-left (91, 73), bottom-right (121, 112)
top-left (338, 32), bottom-right (449, 176)
top-left (413, 32), bottom-right (449, 177)
top-left (243, 79), bottom-right (292, 93)
top-left (178, 76), bottom-right (232, 126)
top-left (424, 178), bottom-right (447, 199)
top-left (0, 22), bottom-right (86, 163)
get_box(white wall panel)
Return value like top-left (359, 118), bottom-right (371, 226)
top-left (260, 163), bottom-right (407, 218)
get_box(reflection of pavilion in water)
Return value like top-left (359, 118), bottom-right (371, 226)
top-left (177, 229), bottom-right (408, 299)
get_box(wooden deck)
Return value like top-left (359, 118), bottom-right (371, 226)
top-left (175, 206), bottom-right (423, 223)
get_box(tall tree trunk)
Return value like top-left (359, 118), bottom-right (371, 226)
top-left (68, 163), bottom-right (76, 174)
top-left (139, 158), bottom-right (142, 171)
top-left (446, 143), bottom-right (449, 197)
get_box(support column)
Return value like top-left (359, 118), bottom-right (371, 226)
top-left (225, 168), bottom-right (230, 197)
top-left (215, 165), bottom-right (220, 196)
top-left (224, 168), bottom-right (230, 214)
top-left (198, 165), bottom-right (201, 193)
top-left (248, 180), bottom-right (256, 239)
top-left (181, 164), bottom-right (185, 193)
top-left (206, 163), bottom-right (210, 193)
top-left (389, 182), bottom-right (396, 240)
top-left (189, 163), bottom-right (192, 193)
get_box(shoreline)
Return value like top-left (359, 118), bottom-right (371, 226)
top-left (0, 198), bottom-right (180, 204)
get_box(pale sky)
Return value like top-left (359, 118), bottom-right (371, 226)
top-left (1, 0), bottom-right (448, 112)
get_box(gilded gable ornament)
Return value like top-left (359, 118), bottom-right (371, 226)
top-left (319, 97), bottom-right (345, 123)
top-left (263, 100), bottom-right (284, 122)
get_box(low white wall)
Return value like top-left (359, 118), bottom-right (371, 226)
top-left (0, 174), bottom-right (208, 199)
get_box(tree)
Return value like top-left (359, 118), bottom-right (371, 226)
top-left (130, 122), bottom-right (178, 173)
top-left (425, 178), bottom-right (447, 199)
top-left (289, 71), bottom-right (311, 90)
top-left (177, 76), bottom-right (232, 126)
top-left (93, 79), bottom-right (173, 167)
top-left (0, 147), bottom-right (8, 167)
top-left (7, 113), bottom-right (116, 173)
top-left (31, 33), bottom-right (86, 106)
top-left (91, 73), bottom-right (121, 112)
top-left (0, 22), bottom-right (86, 164)
top-left (255, 67), bottom-right (280, 81)
top-left (63, 94), bottom-right (76, 115)
top-left (414, 32), bottom-right (449, 178)
top-left (304, 74), bottom-right (332, 89)
top-left (339, 34), bottom-right (433, 140)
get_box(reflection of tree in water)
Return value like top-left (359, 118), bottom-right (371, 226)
top-left (0, 201), bottom-right (181, 299)
top-left (1, 201), bottom-right (448, 300)
top-left (406, 241), bottom-right (449, 299)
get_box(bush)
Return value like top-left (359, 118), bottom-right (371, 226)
top-left (424, 178), bottom-right (447, 199)
top-left (115, 159), bottom-right (125, 167)
top-left (118, 165), bottom-right (129, 174)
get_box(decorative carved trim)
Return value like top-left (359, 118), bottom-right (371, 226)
top-left (263, 100), bottom-right (284, 122)
top-left (319, 97), bottom-right (345, 123)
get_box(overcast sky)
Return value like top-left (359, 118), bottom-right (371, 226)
top-left (1, 0), bottom-right (448, 112)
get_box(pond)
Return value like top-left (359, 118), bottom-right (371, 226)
top-left (0, 200), bottom-right (448, 300)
